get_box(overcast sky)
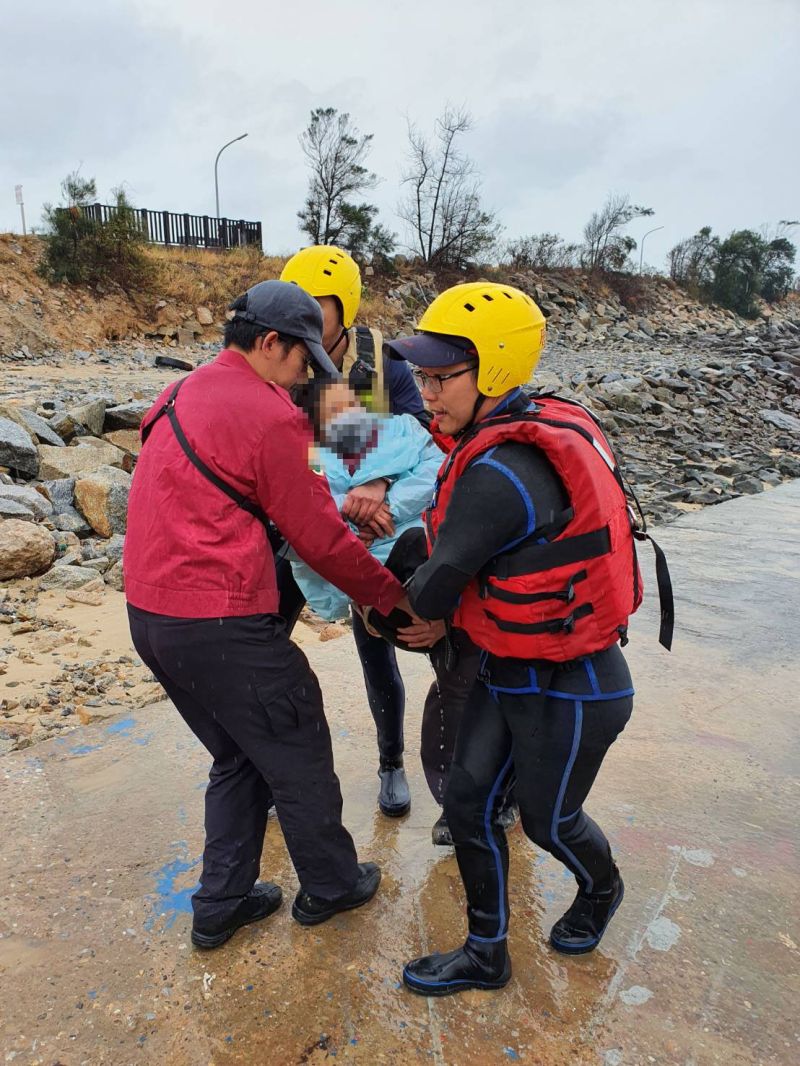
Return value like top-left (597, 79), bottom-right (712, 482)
top-left (1, 0), bottom-right (797, 269)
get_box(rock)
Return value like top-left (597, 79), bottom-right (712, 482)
top-left (104, 560), bottom-right (125, 592)
top-left (40, 477), bottom-right (76, 510)
top-left (39, 565), bottom-right (99, 590)
top-left (0, 417), bottom-right (39, 477)
top-left (17, 409), bottom-right (65, 447)
top-left (104, 402), bottom-right (150, 431)
top-left (74, 465), bottom-right (131, 537)
top-left (177, 327), bottom-right (196, 347)
top-left (68, 399), bottom-right (107, 437)
top-left (52, 510), bottom-right (92, 536)
top-left (38, 439), bottom-right (126, 479)
top-left (48, 412), bottom-right (79, 442)
top-left (759, 409), bottom-right (800, 435)
top-left (103, 430), bottom-right (142, 456)
top-left (196, 306), bottom-right (214, 325)
top-left (104, 534), bottom-right (126, 563)
top-left (0, 484), bottom-right (54, 519)
top-left (66, 578), bottom-right (105, 607)
top-left (0, 499), bottom-right (35, 520)
top-left (154, 354), bottom-right (194, 372)
top-left (0, 520), bottom-right (56, 580)
top-left (732, 475), bottom-right (763, 495)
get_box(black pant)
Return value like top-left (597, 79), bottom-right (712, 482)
top-left (277, 555), bottom-right (480, 803)
top-left (127, 605), bottom-right (360, 924)
top-left (445, 644), bottom-right (633, 940)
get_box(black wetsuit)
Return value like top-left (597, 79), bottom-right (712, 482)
top-left (407, 389), bottom-right (634, 943)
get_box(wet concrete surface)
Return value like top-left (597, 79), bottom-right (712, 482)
top-left (1, 482), bottom-right (798, 1065)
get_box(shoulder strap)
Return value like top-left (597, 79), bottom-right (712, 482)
top-left (344, 326), bottom-right (387, 410)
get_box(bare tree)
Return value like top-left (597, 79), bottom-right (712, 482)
top-left (297, 108), bottom-right (394, 257)
top-left (581, 193), bottom-right (654, 273)
top-left (668, 226), bottom-right (718, 294)
top-left (398, 108), bottom-right (499, 269)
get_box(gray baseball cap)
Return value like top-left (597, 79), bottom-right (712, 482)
top-left (231, 279), bottom-right (340, 377)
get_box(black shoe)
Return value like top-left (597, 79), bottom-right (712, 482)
top-left (403, 938), bottom-right (511, 997)
top-left (191, 882), bottom-right (282, 950)
top-left (378, 761), bottom-right (410, 817)
top-left (494, 801), bottom-right (519, 833)
top-left (431, 812), bottom-right (453, 847)
top-left (292, 862), bottom-right (381, 926)
top-left (550, 866), bottom-right (625, 955)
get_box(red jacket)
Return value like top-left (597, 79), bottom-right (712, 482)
top-left (124, 349), bottom-right (404, 619)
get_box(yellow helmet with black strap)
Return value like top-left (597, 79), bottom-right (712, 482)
top-left (414, 282), bottom-right (546, 396)
top-left (280, 245), bottom-right (362, 329)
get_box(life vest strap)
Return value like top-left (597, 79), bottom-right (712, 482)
top-left (486, 602), bottom-right (594, 635)
top-left (485, 569), bottom-right (587, 605)
top-left (491, 526), bottom-right (611, 580)
top-left (634, 531), bottom-right (674, 651)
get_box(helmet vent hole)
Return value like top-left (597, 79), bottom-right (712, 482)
top-left (322, 269), bottom-right (333, 276)
top-left (502, 291), bottom-right (513, 299)
top-left (482, 294), bottom-right (494, 302)
top-left (463, 302), bottom-right (475, 312)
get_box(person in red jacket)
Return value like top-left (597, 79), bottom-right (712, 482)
top-left (124, 280), bottom-right (412, 949)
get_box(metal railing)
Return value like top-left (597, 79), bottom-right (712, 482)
top-left (79, 202), bottom-right (262, 250)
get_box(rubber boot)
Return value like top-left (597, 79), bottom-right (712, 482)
top-left (550, 864), bottom-right (625, 955)
top-left (378, 759), bottom-right (410, 817)
top-left (403, 936), bottom-right (511, 996)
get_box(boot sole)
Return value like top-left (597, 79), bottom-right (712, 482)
top-left (549, 879), bottom-right (625, 955)
top-left (402, 965), bottom-right (512, 997)
top-left (291, 873), bottom-right (381, 927)
top-left (379, 801), bottom-right (411, 818)
top-left (191, 895), bottom-right (282, 950)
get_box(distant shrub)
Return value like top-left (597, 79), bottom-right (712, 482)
top-left (39, 172), bottom-right (157, 293)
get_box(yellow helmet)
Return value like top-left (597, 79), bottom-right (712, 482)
top-left (280, 245), bottom-right (362, 328)
top-left (417, 282), bottom-right (547, 396)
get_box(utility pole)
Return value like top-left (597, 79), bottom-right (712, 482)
top-left (15, 185), bottom-right (26, 236)
top-left (639, 225), bottom-right (664, 273)
top-left (214, 133), bottom-right (248, 220)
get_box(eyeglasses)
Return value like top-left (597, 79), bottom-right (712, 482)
top-left (278, 334), bottom-right (311, 369)
top-left (411, 363), bottom-right (478, 395)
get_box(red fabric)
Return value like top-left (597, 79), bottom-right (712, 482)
top-left (425, 397), bottom-right (643, 661)
top-left (124, 349), bottom-right (404, 619)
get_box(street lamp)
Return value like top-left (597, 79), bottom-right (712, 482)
top-left (639, 225), bottom-right (664, 274)
top-left (214, 133), bottom-right (248, 220)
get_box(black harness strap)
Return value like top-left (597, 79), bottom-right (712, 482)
top-left (486, 569), bottom-right (587, 605)
top-left (491, 527), bottom-right (612, 579)
top-left (634, 531), bottom-right (674, 651)
top-left (141, 378), bottom-right (284, 553)
top-left (486, 601), bottom-right (594, 635)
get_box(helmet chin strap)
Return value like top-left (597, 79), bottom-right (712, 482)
top-left (456, 392), bottom-right (489, 438)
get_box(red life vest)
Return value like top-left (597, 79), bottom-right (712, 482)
top-left (424, 396), bottom-right (646, 662)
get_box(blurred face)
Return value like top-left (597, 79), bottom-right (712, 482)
top-left (413, 362), bottom-right (483, 437)
top-left (248, 331), bottom-right (311, 389)
top-left (317, 295), bottom-right (348, 369)
top-left (318, 381), bottom-right (359, 429)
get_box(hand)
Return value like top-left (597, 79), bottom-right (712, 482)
top-left (397, 616), bottom-right (447, 649)
top-left (365, 502), bottom-right (395, 539)
top-left (342, 479), bottom-right (388, 526)
top-left (357, 528), bottom-right (376, 548)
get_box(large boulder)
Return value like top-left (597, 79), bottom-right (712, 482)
top-left (0, 484), bottom-right (54, 520)
top-left (38, 438), bottom-right (126, 479)
top-left (0, 520), bottom-right (56, 580)
top-left (68, 399), bottom-right (107, 437)
top-left (0, 499), bottom-right (35, 521)
top-left (74, 465), bottom-right (131, 537)
top-left (760, 409), bottom-right (800, 435)
top-left (104, 401), bottom-right (150, 431)
top-left (0, 417), bottom-right (39, 477)
top-left (103, 429), bottom-right (142, 457)
top-left (16, 409), bottom-right (65, 448)
top-left (39, 564), bottom-right (99, 590)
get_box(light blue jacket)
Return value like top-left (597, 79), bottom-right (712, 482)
top-left (290, 414), bottom-right (441, 620)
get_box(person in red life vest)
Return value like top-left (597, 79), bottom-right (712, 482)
top-left (383, 282), bottom-right (644, 996)
top-left (124, 280), bottom-right (415, 949)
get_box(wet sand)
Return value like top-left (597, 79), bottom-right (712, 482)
top-left (1, 482), bottom-right (798, 1063)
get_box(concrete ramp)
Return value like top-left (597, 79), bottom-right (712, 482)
top-left (1, 483), bottom-right (798, 1065)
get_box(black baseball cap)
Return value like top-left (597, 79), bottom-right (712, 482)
top-left (232, 280), bottom-right (339, 377)
top-left (385, 332), bottom-right (477, 368)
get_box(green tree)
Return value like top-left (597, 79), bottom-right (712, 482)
top-left (40, 172), bottom-right (154, 292)
top-left (297, 108), bottom-right (396, 259)
top-left (712, 229), bottom-right (796, 317)
top-left (667, 226), bottom-right (719, 297)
